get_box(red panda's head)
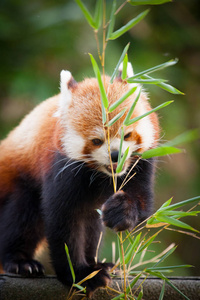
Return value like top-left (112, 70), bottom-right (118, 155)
top-left (56, 64), bottom-right (159, 176)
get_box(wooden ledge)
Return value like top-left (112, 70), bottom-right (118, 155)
top-left (0, 274), bottom-right (200, 299)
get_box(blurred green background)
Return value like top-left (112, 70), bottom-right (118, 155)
top-left (0, 0), bottom-right (199, 275)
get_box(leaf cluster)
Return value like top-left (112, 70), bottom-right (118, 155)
top-left (112, 196), bottom-right (200, 299)
top-left (76, 0), bottom-right (191, 174)
top-left (65, 196), bottom-right (200, 299)
top-left (89, 50), bottom-right (197, 174)
top-left (71, 1), bottom-right (200, 299)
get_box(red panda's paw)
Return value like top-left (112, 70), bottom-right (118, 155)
top-left (102, 191), bottom-right (139, 232)
top-left (84, 267), bottom-right (111, 298)
top-left (95, 262), bottom-right (114, 271)
top-left (3, 259), bottom-right (45, 276)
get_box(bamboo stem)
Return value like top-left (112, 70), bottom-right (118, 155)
top-left (94, 30), bottom-right (102, 62)
top-left (119, 232), bottom-right (127, 300)
top-left (106, 110), bottom-right (117, 193)
top-left (102, 0), bottom-right (107, 80)
top-left (115, 0), bottom-right (128, 16)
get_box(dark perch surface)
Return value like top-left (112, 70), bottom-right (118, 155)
top-left (0, 274), bottom-right (200, 300)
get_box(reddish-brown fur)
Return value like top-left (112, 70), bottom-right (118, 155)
top-left (0, 74), bottom-right (160, 294)
top-left (0, 76), bottom-right (159, 202)
top-left (0, 96), bottom-right (62, 201)
top-left (68, 76), bottom-right (159, 150)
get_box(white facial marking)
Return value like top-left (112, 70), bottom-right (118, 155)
top-left (91, 137), bottom-right (139, 176)
top-left (62, 127), bottom-right (85, 160)
top-left (92, 143), bottom-right (108, 166)
top-left (90, 127), bottom-right (105, 141)
top-left (135, 99), bottom-right (155, 150)
top-left (136, 117), bottom-right (154, 150)
top-left (110, 137), bottom-right (138, 157)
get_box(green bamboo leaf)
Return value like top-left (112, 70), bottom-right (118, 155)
top-left (123, 88), bottom-right (142, 125)
top-left (156, 273), bottom-right (190, 300)
top-left (75, 0), bottom-right (95, 28)
top-left (128, 0), bottom-right (172, 5)
top-left (146, 217), bottom-right (165, 227)
top-left (122, 54), bottom-right (128, 80)
top-left (164, 129), bottom-right (199, 147)
top-left (110, 43), bottom-right (130, 83)
top-left (65, 243), bottom-right (75, 283)
top-left (118, 127), bottom-right (124, 165)
top-left (153, 246), bottom-right (176, 268)
top-left (147, 270), bottom-right (168, 280)
top-left (158, 196), bottom-right (200, 212)
top-left (126, 273), bottom-right (142, 294)
top-left (124, 232), bottom-right (142, 264)
top-left (137, 288), bottom-right (143, 300)
top-left (125, 230), bottom-right (133, 244)
top-left (147, 216), bottom-right (161, 225)
top-left (116, 147), bottom-right (129, 173)
top-left (73, 284), bottom-right (86, 292)
top-left (94, 0), bottom-right (102, 29)
top-left (124, 100), bottom-right (173, 126)
top-left (106, 108), bottom-right (126, 127)
top-left (141, 146), bottom-right (182, 159)
top-left (165, 278), bottom-right (190, 300)
top-left (109, 86), bottom-right (137, 113)
top-left (159, 281), bottom-right (165, 300)
top-left (129, 270), bottom-right (143, 276)
top-left (155, 215), bottom-right (199, 232)
top-left (148, 268), bottom-right (191, 300)
top-left (109, 9), bottom-right (149, 40)
top-left (127, 77), bottom-right (167, 84)
top-left (111, 293), bottom-right (125, 300)
top-left (156, 81), bottom-right (184, 94)
top-left (138, 233), bottom-right (157, 253)
top-left (150, 270), bottom-right (193, 300)
top-left (129, 59), bottom-right (178, 79)
top-left (89, 53), bottom-right (109, 109)
top-left (158, 210), bottom-right (200, 217)
top-left (101, 99), bottom-right (107, 124)
top-left (112, 273), bottom-right (142, 300)
top-left (157, 198), bottom-right (173, 212)
top-left (117, 233), bottom-right (123, 264)
top-left (147, 265), bottom-right (193, 272)
top-left (143, 75), bottom-right (184, 94)
top-left (106, 0), bottom-right (117, 40)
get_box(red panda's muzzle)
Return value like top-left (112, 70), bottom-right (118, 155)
top-left (106, 163), bottom-right (118, 174)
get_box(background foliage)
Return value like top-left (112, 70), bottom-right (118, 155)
top-left (0, 0), bottom-right (199, 275)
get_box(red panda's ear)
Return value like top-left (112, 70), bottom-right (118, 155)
top-left (55, 70), bottom-right (77, 117)
top-left (60, 70), bottom-right (77, 98)
top-left (116, 62), bottom-right (140, 90)
top-left (118, 61), bottom-right (134, 79)
top-left (60, 70), bottom-right (77, 91)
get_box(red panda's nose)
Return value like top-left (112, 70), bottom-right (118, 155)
top-left (111, 151), bottom-right (119, 163)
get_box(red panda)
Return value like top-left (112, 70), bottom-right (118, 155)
top-left (0, 63), bottom-right (159, 295)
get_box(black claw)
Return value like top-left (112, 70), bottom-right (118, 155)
top-left (3, 259), bottom-right (45, 277)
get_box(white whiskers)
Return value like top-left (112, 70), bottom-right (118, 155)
top-left (54, 160), bottom-right (81, 180)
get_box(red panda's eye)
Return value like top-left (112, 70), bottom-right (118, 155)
top-left (124, 132), bottom-right (132, 140)
top-left (92, 138), bottom-right (103, 146)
